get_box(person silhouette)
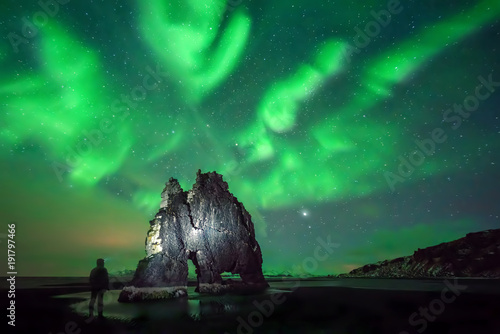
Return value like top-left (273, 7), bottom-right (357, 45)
top-left (89, 258), bottom-right (109, 319)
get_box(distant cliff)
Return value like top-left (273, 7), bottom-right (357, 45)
top-left (340, 229), bottom-right (500, 278)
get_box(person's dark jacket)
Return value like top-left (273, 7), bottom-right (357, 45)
top-left (89, 266), bottom-right (109, 291)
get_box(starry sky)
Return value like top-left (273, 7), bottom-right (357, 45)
top-left (1, 0), bottom-right (499, 277)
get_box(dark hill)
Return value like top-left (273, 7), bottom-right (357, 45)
top-left (340, 229), bottom-right (500, 278)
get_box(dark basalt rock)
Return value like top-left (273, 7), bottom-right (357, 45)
top-left (119, 170), bottom-right (268, 302)
top-left (339, 229), bottom-right (500, 278)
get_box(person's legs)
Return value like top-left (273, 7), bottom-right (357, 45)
top-left (97, 289), bottom-right (105, 318)
top-left (89, 289), bottom-right (97, 317)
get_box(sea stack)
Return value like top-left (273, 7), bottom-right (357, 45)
top-left (119, 170), bottom-right (268, 302)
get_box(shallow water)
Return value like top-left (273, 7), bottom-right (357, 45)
top-left (58, 286), bottom-right (291, 321)
top-left (55, 278), bottom-right (500, 321)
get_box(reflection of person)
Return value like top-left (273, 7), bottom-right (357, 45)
top-left (89, 258), bottom-right (109, 319)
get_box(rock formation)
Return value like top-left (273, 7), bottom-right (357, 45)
top-left (339, 229), bottom-right (500, 278)
top-left (119, 170), bottom-right (268, 302)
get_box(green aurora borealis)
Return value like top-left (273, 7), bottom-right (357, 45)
top-left (1, 0), bottom-right (499, 276)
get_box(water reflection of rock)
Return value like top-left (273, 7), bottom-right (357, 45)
top-left (199, 300), bottom-right (226, 317)
top-left (199, 296), bottom-right (238, 318)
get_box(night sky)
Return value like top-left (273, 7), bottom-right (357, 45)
top-left (1, 0), bottom-right (499, 277)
